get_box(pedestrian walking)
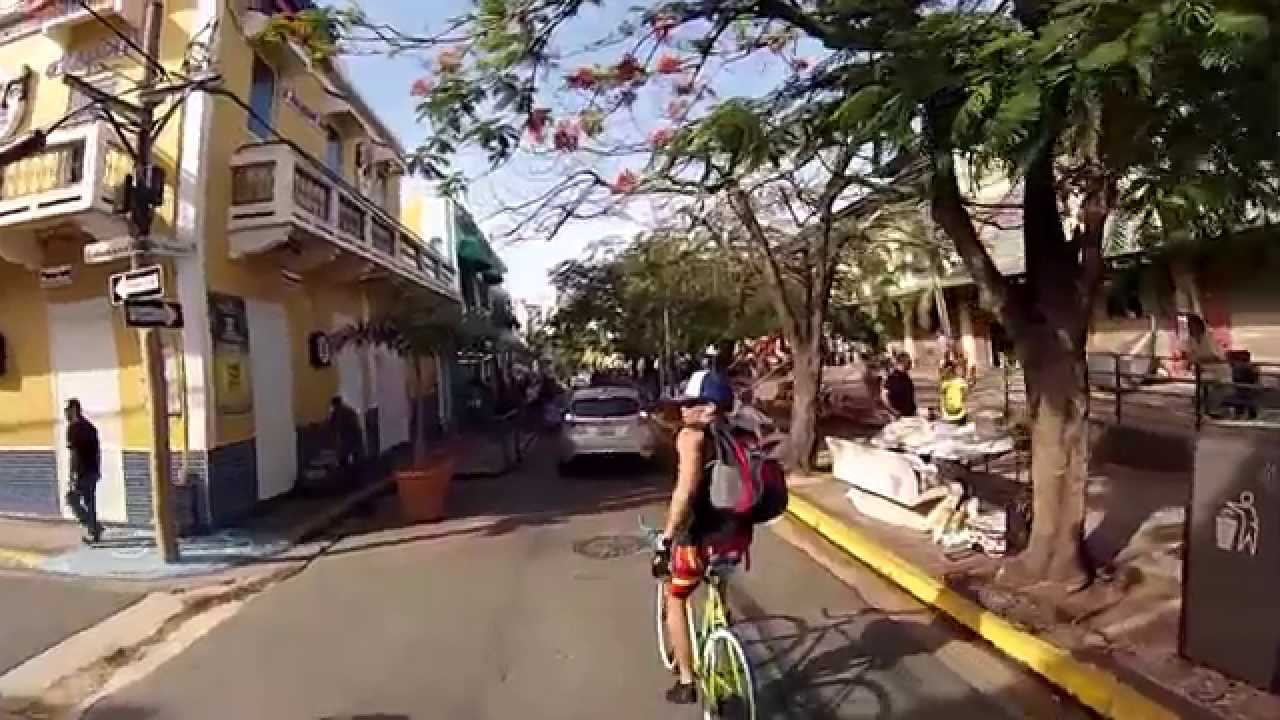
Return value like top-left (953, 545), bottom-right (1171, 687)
top-left (64, 399), bottom-right (103, 544)
top-left (329, 397), bottom-right (365, 483)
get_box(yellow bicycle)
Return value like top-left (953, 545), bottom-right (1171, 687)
top-left (643, 518), bottom-right (757, 720)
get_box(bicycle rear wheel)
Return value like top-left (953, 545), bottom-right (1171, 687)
top-left (699, 628), bottom-right (756, 720)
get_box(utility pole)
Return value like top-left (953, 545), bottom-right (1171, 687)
top-left (132, 0), bottom-right (179, 562)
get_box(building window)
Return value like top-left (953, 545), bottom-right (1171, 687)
top-left (247, 56), bottom-right (276, 139)
top-left (324, 126), bottom-right (343, 173)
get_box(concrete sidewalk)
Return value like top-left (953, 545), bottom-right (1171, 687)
top-left (0, 478), bottom-right (390, 581)
top-left (786, 474), bottom-right (1280, 720)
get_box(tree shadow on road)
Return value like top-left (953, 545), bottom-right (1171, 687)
top-left (309, 452), bottom-right (670, 560)
top-left (739, 603), bottom-right (1035, 720)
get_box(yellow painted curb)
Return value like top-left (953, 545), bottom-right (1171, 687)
top-left (787, 493), bottom-right (1180, 720)
top-left (0, 547), bottom-right (45, 570)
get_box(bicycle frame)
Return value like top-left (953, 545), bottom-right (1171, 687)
top-left (693, 572), bottom-right (749, 708)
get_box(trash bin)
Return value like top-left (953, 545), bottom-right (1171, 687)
top-left (1182, 421), bottom-right (1280, 690)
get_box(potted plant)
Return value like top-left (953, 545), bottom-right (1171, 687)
top-left (331, 288), bottom-right (464, 522)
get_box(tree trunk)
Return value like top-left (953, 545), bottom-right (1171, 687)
top-left (785, 331), bottom-right (823, 472)
top-left (1003, 325), bottom-right (1092, 588)
top-left (413, 356), bottom-right (428, 465)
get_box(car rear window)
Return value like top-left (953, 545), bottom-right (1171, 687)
top-left (572, 397), bottom-right (640, 418)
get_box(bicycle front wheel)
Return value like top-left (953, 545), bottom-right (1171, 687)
top-left (699, 628), bottom-right (756, 720)
top-left (656, 582), bottom-right (700, 672)
top-left (655, 582), bottom-right (677, 671)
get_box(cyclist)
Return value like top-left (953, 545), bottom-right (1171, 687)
top-left (653, 369), bottom-right (752, 705)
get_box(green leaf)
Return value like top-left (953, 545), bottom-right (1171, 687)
top-left (832, 85), bottom-right (893, 132)
top-left (1212, 12), bottom-right (1270, 41)
top-left (1078, 39), bottom-right (1129, 71)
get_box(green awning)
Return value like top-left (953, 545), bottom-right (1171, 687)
top-left (455, 210), bottom-right (507, 276)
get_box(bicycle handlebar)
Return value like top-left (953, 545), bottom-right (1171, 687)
top-left (638, 515), bottom-right (663, 551)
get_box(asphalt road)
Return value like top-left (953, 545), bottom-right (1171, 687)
top-left (84, 453), bottom-right (1055, 719)
top-left (0, 572), bottom-right (140, 675)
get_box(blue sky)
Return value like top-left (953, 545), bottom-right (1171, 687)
top-left (340, 0), bottom-right (796, 303)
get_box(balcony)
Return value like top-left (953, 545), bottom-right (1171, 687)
top-left (227, 142), bottom-right (458, 297)
top-left (0, 120), bottom-right (131, 269)
top-left (0, 0), bottom-right (145, 45)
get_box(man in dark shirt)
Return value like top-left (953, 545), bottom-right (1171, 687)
top-left (65, 399), bottom-right (103, 544)
top-left (329, 397), bottom-right (365, 481)
top-left (881, 353), bottom-right (918, 419)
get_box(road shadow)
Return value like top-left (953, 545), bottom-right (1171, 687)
top-left (310, 448), bottom-right (670, 560)
top-left (742, 608), bottom-right (930, 720)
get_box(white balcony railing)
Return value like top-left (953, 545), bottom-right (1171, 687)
top-left (0, 120), bottom-right (130, 235)
top-left (0, 0), bottom-right (145, 44)
top-left (227, 142), bottom-right (458, 296)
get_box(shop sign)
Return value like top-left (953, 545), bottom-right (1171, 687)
top-left (47, 36), bottom-right (135, 78)
top-left (0, 66), bottom-right (31, 141)
top-left (282, 87), bottom-right (323, 129)
top-left (39, 265), bottom-right (72, 289)
top-left (209, 293), bottom-right (253, 415)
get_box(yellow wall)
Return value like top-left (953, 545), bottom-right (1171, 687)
top-left (0, 3), bottom-right (203, 451)
top-left (0, 264), bottom-right (54, 447)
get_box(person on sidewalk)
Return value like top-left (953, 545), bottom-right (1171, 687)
top-left (939, 362), bottom-right (970, 425)
top-left (329, 397), bottom-right (364, 482)
top-left (881, 353), bottom-right (918, 420)
top-left (64, 399), bottom-right (103, 544)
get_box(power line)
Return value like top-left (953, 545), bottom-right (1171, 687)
top-left (74, 0), bottom-right (171, 81)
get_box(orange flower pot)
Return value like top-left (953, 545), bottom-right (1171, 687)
top-left (396, 454), bottom-right (455, 523)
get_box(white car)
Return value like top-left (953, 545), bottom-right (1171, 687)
top-left (558, 386), bottom-right (657, 471)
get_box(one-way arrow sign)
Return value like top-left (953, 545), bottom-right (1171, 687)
top-left (109, 265), bottom-right (163, 306)
top-left (124, 300), bottom-right (184, 329)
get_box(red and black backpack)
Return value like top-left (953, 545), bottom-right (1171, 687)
top-left (706, 423), bottom-right (788, 524)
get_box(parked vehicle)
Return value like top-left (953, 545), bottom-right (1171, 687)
top-left (558, 386), bottom-right (657, 472)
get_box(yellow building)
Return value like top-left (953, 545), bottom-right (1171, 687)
top-left (0, 0), bottom-right (460, 528)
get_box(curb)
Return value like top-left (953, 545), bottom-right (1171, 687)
top-left (0, 478), bottom-right (392, 580)
top-left (786, 493), bottom-right (1180, 720)
top-left (0, 546), bottom-right (45, 570)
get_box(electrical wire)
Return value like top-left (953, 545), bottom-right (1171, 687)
top-left (74, 0), bottom-right (171, 81)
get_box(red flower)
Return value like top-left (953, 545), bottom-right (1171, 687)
top-left (528, 108), bottom-right (551, 133)
top-left (552, 119), bottom-right (580, 151)
top-left (648, 126), bottom-right (674, 148)
top-left (614, 54), bottom-right (644, 84)
top-left (656, 53), bottom-right (683, 75)
top-left (527, 125), bottom-right (547, 144)
top-left (612, 169), bottom-right (640, 195)
top-left (567, 66), bottom-right (597, 90)
top-left (409, 77), bottom-right (434, 97)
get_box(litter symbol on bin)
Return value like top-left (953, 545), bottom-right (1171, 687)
top-left (1215, 491), bottom-right (1260, 556)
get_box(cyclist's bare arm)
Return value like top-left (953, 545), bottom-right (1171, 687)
top-left (663, 428), bottom-right (703, 541)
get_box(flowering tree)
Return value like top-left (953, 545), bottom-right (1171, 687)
top-left (275, 0), bottom-right (1280, 588)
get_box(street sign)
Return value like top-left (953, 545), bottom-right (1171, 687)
top-left (39, 265), bottom-right (72, 289)
top-left (124, 300), bottom-right (183, 329)
top-left (141, 235), bottom-right (194, 257)
top-left (84, 237), bottom-right (140, 265)
top-left (109, 265), bottom-right (163, 306)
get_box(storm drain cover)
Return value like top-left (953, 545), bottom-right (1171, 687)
top-left (572, 534), bottom-right (649, 560)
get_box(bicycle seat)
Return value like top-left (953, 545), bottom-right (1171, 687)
top-left (706, 555), bottom-right (742, 578)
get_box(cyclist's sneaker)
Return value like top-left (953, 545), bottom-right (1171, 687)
top-left (665, 681), bottom-right (697, 705)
